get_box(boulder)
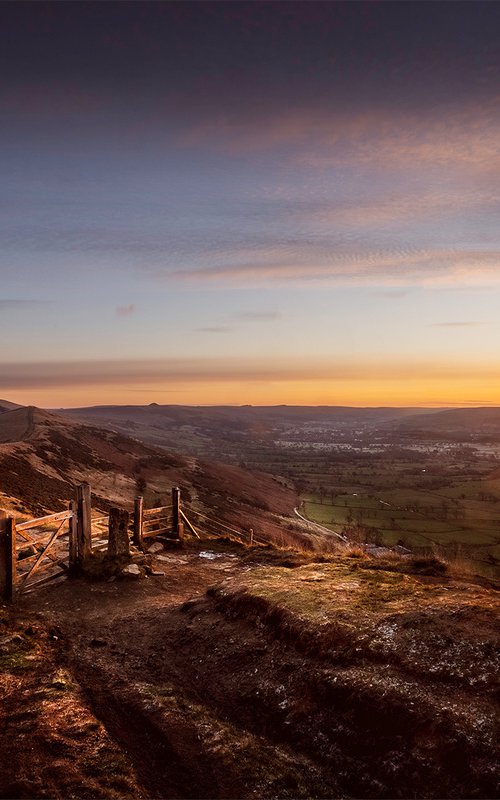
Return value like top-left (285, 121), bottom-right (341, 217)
top-left (120, 563), bottom-right (141, 579)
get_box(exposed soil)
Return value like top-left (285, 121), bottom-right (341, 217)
top-left (1, 544), bottom-right (498, 799)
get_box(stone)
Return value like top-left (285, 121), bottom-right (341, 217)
top-left (157, 554), bottom-right (188, 563)
top-left (107, 507), bottom-right (130, 558)
top-left (120, 563), bottom-right (141, 579)
top-left (148, 542), bottom-right (164, 553)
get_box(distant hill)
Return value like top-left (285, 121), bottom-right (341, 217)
top-left (59, 403), bottom-right (437, 459)
top-left (392, 407), bottom-right (500, 438)
top-left (63, 403), bottom-right (429, 425)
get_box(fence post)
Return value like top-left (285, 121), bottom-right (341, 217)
top-left (133, 496), bottom-right (144, 550)
top-left (76, 483), bottom-right (92, 566)
top-left (0, 513), bottom-right (16, 602)
top-left (108, 507), bottom-right (130, 558)
top-left (172, 486), bottom-right (181, 536)
top-left (69, 499), bottom-right (78, 571)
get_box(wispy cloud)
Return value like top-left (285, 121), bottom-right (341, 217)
top-left (304, 189), bottom-right (497, 230)
top-left (196, 326), bottom-right (233, 333)
top-left (0, 299), bottom-right (44, 311)
top-left (170, 247), bottom-right (500, 288)
top-left (182, 105), bottom-right (500, 177)
top-left (1, 356), bottom-right (499, 390)
top-left (238, 311), bottom-right (281, 322)
top-left (431, 321), bottom-right (482, 328)
top-left (116, 304), bottom-right (135, 317)
top-left (376, 290), bottom-right (409, 299)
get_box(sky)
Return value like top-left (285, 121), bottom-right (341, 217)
top-left (1, 1), bottom-right (499, 407)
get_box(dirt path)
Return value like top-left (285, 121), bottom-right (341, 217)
top-left (17, 550), bottom-right (331, 799)
top-left (6, 545), bottom-right (499, 799)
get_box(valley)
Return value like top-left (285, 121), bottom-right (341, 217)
top-left (61, 404), bottom-right (500, 575)
top-left (0, 400), bottom-right (498, 799)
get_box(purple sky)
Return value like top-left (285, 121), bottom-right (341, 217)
top-left (1, 2), bottom-right (499, 406)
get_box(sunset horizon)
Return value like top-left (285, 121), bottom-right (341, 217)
top-left (1, 1), bottom-right (499, 409)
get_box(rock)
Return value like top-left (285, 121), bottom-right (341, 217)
top-left (149, 570), bottom-right (165, 577)
top-left (148, 542), bottom-right (164, 553)
top-left (157, 554), bottom-right (188, 563)
top-left (107, 507), bottom-right (130, 558)
top-left (120, 563), bottom-right (141, 579)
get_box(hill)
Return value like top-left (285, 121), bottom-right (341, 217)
top-left (0, 399), bottom-right (23, 414)
top-left (60, 403), bottom-right (436, 461)
top-left (0, 401), bottom-right (498, 798)
top-left (392, 406), bottom-right (500, 439)
top-left (0, 403), bottom-right (314, 550)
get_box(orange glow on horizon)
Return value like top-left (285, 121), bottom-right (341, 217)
top-left (6, 375), bottom-right (500, 410)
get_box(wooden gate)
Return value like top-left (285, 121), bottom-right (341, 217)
top-left (0, 505), bottom-right (77, 597)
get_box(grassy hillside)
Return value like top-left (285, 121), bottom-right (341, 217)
top-left (0, 404), bottom-right (318, 552)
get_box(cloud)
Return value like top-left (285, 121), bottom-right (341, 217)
top-left (1, 356), bottom-right (499, 391)
top-left (431, 322), bottom-right (481, 328)
top-left (0, 299), bottom-right (44, 311)
top-left (182, 104), bottom-right (500, 177)
top-left (376, 290), bottom-right (409, 299)
top-left (116, 304), bottom-right (135, 317)
top-left (238, 311), bottom-right (281, 322)
top-left (170, 247), bottom-right (500, 288)
top-left (196, 326), bottom-right (233, 333)
top-left (304, 189), bottom-right (497, 231)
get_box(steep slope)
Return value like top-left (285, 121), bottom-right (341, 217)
top-left (0, 399), bottom-right (23, 414)
top-left (0, 403), bottom-right (303, 547)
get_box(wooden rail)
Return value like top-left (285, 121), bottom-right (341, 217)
top-left (0, 478), bottom-right (269, 602)
top-left (1, 505), bottom-right (76, 600)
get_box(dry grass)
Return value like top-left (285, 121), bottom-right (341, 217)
top-left (345, 545), bottom-right (368, 559)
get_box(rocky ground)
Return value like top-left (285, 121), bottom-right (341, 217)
top-left (1, 542), bottom-right (498, 799)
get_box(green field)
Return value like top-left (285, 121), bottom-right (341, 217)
top-left (301, 481), bottom-right (500, 573)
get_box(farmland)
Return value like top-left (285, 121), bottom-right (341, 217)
top-left (62, 404), bottom-right (500, 575)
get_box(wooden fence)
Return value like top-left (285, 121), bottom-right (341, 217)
top-left (0, 483), bottom-right (185, 601)
top-left (0, 481), bottom-right (261, 602)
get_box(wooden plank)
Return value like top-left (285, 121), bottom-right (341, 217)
top-left (69, 500), bottom-right (77, 570)
top-left (20, 523), bottom-right (65, 585)
top-left (143, 505), bottom-right (173, 517)
top-left (172, 487), bottom-right (180, 534)
top-left (17, 532), bottom-right (69, 571)
top-left (0, 515), bottom-right (16, 602)
top-left (17, 552), bottom-right (69, 572)
top-left (143, 526), bottom-right (173, 539)
top-left (23, 569), bottom-right (67, 592)
top-left (180, 509), bottom-right (201, 539)
top-left (133, 496), bottom-right (143, 550)
top-left (143, 515), bottom-right (172, 526)
top-left (76, 483), bottom-right (92, 564)
top-left (16, 510), bottom-right (72, 532)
